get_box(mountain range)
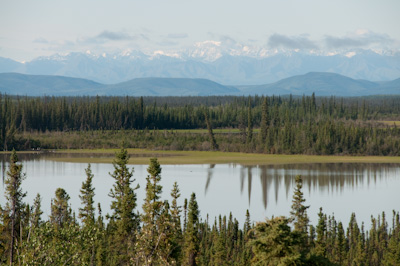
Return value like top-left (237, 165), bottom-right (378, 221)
top-left (1, 46), bottom-right (400, 85)
top-left (0, 72), bottom-right (398, 97)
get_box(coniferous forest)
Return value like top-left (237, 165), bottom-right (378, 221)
top-left (1, 94), bottom-right (400, 155)
top-left (1, 149), bottom-right (400, 265)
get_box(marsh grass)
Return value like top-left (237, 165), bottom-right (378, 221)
top-left (46, 149), bottom-right (400, 165)
top-left (381, 121), bottom-right (400, 127)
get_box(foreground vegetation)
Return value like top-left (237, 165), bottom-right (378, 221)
top-left (1, 94), bottom-right (400, 155)
top-left (1, 149), bottom-right (399, 265)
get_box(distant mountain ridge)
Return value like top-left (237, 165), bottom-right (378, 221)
top-left (238, 72), bottom-right (395, 96)
top-left (0, 72), bottom-right (399, 96)
top-left (1, 47), bottom-right (400, 85)
top-left (0, 73), bottom-right (237, 96)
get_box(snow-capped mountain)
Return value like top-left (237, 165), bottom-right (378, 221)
top-left (1, 43), bottom-right (400, 85)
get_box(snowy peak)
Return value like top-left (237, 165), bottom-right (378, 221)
top-left (0, 46), bottom-right (400, 85)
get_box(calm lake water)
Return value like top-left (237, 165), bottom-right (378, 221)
top-left (0, 153), bottom-right (399, 227)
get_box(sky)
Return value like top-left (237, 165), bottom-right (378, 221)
top-left (1, 0), bottom-right (399, 62)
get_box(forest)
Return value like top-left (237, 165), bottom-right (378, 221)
top-left (1, 94), bottom-right (400, 155)
top-left (1, 149), bottom-right (400, 265)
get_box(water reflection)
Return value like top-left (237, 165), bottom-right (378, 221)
top-left (235, 163), bottom-right (398, 210)
top-left (0, 153), bottom-right (399, 226)
top-left (204, 164), bottom-right (215, 194)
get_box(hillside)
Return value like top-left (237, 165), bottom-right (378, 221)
top-left (105, 77), bottom-right (239, 96)
top-left (238, 72), bottom-right (399, 96)
top-left (0, 72), bottom-right (399, 97)
top-left (0, 73), bottom-right (103, 96)
top-left (0, 73), bottom-right (238, 96)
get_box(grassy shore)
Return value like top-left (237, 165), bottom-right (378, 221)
top-left (18, 148), bottom-right (400, 165)
top-left (381, 121), bottom-right (400, 127)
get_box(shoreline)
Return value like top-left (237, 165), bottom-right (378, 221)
top-left (2, 149), bottom-right (400, 165)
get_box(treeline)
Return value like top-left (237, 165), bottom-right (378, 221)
top-left (1, 149), bottom-right (400, 265)
top-left (18, 123), bottom-right (400, 156)
top-left (1, 94), bottom-right (400, 155)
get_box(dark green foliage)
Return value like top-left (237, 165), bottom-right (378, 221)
top-left (107, 148), bottom-right (139, 264)
top-left (170, 182), bottom-right (183, 263)
top-left (247, 97), bottom-right (253, 144)
top-left (79, 164), bottom-right (95, 227)
top-left (183, 193), bottom-right (200, 266)
top-left (50, 188), bottom-right (72, 228)
top-left (30, 193), bottom-right (43, 228)
top-left (259, 97), bottom-right (268, 146)
top-left (250, 216), bottom-right (304, 265)
top-left (136, 158), bottom-right (174, 265)
top-left (204, 108), bottom-right (218, 151)
top-left (290, 175), bottom-right (310, 236)
top-left (1, 149), bottom-right (26, 265)
top-left (0, 94), bottom-right (398, 155)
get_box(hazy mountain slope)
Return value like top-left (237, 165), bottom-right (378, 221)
top-left (105, 77), bottom-right (239, 96)
top-left (237, 72), bottom-right (399, 96)
top-left (0, 72), bottom-right (398, 96)
top-left (0, 73), bottom-right (104, 96)
top-left (0, 73), bottom-right (238, 96)
top-left (0, 57), bottom-right (23, 73)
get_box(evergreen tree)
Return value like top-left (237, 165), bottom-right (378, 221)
top-left (30, 193), bottom-right (43, 228)
top-left (250, 216), bottom-right (303, 265)
top-left (79, 163), bottom-right (97, 265)
top-left (79, 164), bottom-right (95, 227)
top-left (136, 158), bottom-right (172, 265)
top-left (315, 207), bottom-right (327, 257)
top-left (290, 175), bottom-right (310, 236)
top-left (204, 109), bottom-right (218, 151)
top-left (170, 182), bottom-right (183, 263)
top-left (335, 221), bottom-right (346, 265)
top-left (247, 98), bottom-right (253, 143)
top-left (183, 193), bottom-right (200, 266)
top-left (50, 188), bottom-right (72, 228)
top-left (183, 198), bottom-right (188, 232)
top-left (107, 148), bottom-right (139, 264)
top-left (2, 150), bottom-right (26, 265)
top-left (259, 97), bottom-right (269, 145)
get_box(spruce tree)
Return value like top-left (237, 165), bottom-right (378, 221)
top-left (136, 158), bottom-right (170, 265)
top-left (247, 98), bottom-right (253, 143)
top-left (79, 164), bottom-right (97, 265)
top-left (183, 193), bottom-right (200, 266)
top-left (3, 150), bottom-right (26, 265)
top-left (335, 221), bottom-right (346, 265)
top-left (79, 163), bottom-right (95, 227)
top-left (259, 97), bottom-right (269, 145)
top-left (204, 109), bottom-right (218, 151)
top-left (170, 182), bottom-right (183, 263)
top-left (290, 175), bottom-right (310, 236)
top-left (50, 188), bottom-right (72, 228)
top-left (108, 148), bottom-right (139, 263)
top-left (315, 207), bottom-right (327, 257)
top-left (250, 216), bottom-right (303, 265)
top-left (30, 193), bottom-right (43, 228)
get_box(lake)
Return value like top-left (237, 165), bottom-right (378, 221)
top-left (1, 153), bottom-right (399, 227)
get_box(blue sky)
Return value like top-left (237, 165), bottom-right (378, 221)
top-left (1, 0), bottom-right (399, 61)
